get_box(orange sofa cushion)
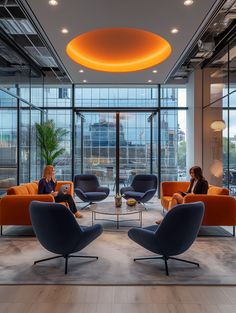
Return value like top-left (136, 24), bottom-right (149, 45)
top-left (7, 185), bottom-right (29, 195)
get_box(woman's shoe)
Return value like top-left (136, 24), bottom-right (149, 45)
top-left (74, 211), bottom-right (83, 218)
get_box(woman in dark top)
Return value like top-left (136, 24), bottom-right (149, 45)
top-left (156, 166), bottom-right (208, 224)
top-left (38, 165), bottom-right (82, 218)
top-left (170, 166), bottom-right (208, 208)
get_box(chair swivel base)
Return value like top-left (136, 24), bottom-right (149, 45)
top-left (34, 254), bottom-right (98, 274)
top-left (134, 255), bottom-right (199, 276)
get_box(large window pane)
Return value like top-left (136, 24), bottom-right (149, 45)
top-left (44, 86), bottom-right (71, 107)
top-left (161, 86), bottom-right (186, 107)
top-left (0, 108), bottom-right (17, 190)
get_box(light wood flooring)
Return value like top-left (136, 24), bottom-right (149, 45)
top-left (0, 285), bottom-right (236, 313)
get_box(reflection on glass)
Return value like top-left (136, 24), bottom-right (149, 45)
top-left (75, 87), bottom-right (158, 107)
top-left (205, 45), bottom-right (228, 104)
top-left (229, 109), bottom-right (236, 195)
top-left (46, 110), bottom-right (72, 181)
top-left (82, 113), bottom-right (116, 192)
top-left (31, 109), bottom-right (42, 181)
top-left (44, 86), bottom-right (72, 107)
top-left (203, 103), bottom-right (225, 187)
top-left (229, 39), bottom-right (236, 93)
top-left (161, 110), bottom-right (186, 181)
top-left (19, 102), bottom-right (30, 183)
top-left (120, 112), bottom-right (152, 190)
top-left (79, 112), bottom-right (156, 195)
top-left (0, 108), bottom-right (17, 190)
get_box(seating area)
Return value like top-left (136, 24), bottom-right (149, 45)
top-left (1, 174), bottom-right (235, 278)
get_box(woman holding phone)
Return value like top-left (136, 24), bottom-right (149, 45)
top-left (38, 165), bottom-right (83, 218)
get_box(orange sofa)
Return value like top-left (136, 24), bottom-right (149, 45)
top-left (0, 181), bottom-right (74, 234)
top-left (160, 181), bottom-right (236, 235)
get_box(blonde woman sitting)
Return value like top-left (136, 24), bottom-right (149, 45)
top-left (38, 165), bottom-right (82, 218)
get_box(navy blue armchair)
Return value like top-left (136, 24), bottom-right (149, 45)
top-left (128, 202), bottom-right (205, 275)
top-left (30, 201), bottom-right (103, 274)
top-left (121, 174), bottom-right (157, 205)
top-left (74, 174), bottom-right (110, 208)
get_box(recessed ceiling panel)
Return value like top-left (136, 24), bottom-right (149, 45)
top-left (25, 0), bottom-right (221, 84)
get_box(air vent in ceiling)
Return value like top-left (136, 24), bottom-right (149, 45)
top-left (0, 18), bottom-right (37, 35)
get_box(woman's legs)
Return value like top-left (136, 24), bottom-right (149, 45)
top-left (156, 193), bottom-right (184, 224)
top-left (170, 193), bottom-right (184, 209)
top-left (54, 194), bottom-right (82, 217)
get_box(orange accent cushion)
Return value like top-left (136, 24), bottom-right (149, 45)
top-left (25, 183), bottom-right (37, 194)
top-left (207, 186), bottom-right (229, 195)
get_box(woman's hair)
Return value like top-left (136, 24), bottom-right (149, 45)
top-left (42, 165), bottom-right (56, 182)
top-left (189, 166), bottom-right (204, 180)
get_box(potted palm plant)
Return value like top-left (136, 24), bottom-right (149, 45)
top-left (35, 120), bottom-right (68, 166)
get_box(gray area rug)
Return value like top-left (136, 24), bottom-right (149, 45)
top-left (0, 200), bottom-right (236, 285)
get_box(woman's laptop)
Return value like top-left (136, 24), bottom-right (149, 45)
top-left (58, 184), bottom-right (70, 195)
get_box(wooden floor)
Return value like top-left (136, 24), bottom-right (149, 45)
top-left (0, 286), bottom-right (236, 313)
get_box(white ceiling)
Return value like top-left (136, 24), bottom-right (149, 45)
top-left (25, 0), bottom-right (220, 84)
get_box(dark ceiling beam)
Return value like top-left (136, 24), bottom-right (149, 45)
top-left (201, 20), bottom-right (236, 68)
top-left (0, 26), bottom-right (44, 77)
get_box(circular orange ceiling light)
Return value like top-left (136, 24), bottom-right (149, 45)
top-left (66, 28), bottom-right (172, 72)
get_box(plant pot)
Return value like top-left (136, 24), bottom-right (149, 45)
top-left (115, 197), bottom-right (122, 207)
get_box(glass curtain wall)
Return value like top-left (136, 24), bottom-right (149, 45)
top-left (0, 84), bottom-right (187, 192)
top-left (203, 36), bottom-right (236, 194)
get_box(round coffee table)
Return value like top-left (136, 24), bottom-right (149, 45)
top-left (90, 202), bottom-right (145, 229)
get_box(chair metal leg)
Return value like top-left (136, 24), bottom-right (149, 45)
top-left (164, 256), bottom-right (169, 276)
top-left (169, 256), bottom-right (199, 267)
top-left (233, 226), bottom-right (235, 237)
top-left (69, 255), bottom-right (98, 259)
top-left (133, 255), bottom-right (199, 276)
top-left (34, 255), bottom-right (62, 265)
top-left (134, 256), bottom-right (163, 261)
top-left (140, 202), bottom-right (147, 210)
top-left (34, 254), bottom-right (98, 275)
top-left (64, 255), bottom-right (68, 274)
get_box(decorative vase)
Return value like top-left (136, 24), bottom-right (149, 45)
top-left (115, 195), bottom-right (122, 207)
